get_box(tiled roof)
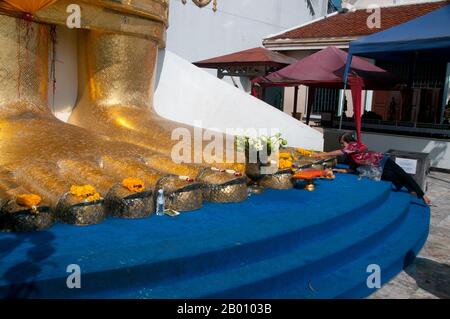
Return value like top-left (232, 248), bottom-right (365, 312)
top-left (267, 1), bottom-right (449, 41)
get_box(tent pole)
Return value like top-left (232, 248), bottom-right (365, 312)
top-left (337, 89), bottom-right (344, 128)
top-left (293, 86), bottom-right (299, 119)
top-left (341, 53), bottom-right (353, 131)
top-left (306, 87), bottom-right (316, 125)
top-left (339, 87), bottom-right (346, 130)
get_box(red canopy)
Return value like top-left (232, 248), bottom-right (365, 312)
top-left (193, 47), bottom-right (297, 69)
top-left (254, 46), bottom-right (397, 89)
top-left (253, 47), bottom-right (399, 143)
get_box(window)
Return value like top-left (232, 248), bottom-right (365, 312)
top-left (313, 88), bottom-right (340, 113)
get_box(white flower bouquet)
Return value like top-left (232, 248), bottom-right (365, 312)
top-left (236, 133), bottom-right (288, 159)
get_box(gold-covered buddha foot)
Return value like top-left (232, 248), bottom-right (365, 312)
top-left (0, 1), bottom-right (251, 231)
top-left (0, 170), bottom-right (53, 232)
top-left (0, 13), bottom-right (198, 230)
top-left (100, 156), bottom-right (204, 212)
top-left (58, 159), bottom-right (155, 219)
top-left (196, 168), bottom-right (248, 202)
top-left (69, 29), bottom-right (244, 173)
top-left (143, 155), bottom-right (248, 203)
top-left (0, 15), bottom-right (106, 227)
top-left (246, 159), bottom-right (294, 190)
top-left (259, 169), bottom-right (294, 190)
top-left (12, 163), bottom-right (107, 226)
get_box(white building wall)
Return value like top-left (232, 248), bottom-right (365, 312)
top-left (166, 0), bottom-right (326, 86)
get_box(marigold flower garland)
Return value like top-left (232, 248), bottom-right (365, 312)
top-left (16, 194), bottom-right (42, 208)
top-left (297, 148), bottom-right (315, 157)
top-left (278, 152), bottom-right (294, 169)
top-left (122, 178), bottom-right (145, 193)
top-left (70, 185), bottom-right (101, 202)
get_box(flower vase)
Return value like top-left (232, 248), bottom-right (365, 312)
top-left (245, 146), bottom-right (272, 182)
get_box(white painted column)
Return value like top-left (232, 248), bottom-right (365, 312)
top-left (365, 90), bottom-right (373, 111)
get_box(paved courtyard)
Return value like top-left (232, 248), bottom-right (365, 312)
top-left (370, 171), bottom-right (450, 299)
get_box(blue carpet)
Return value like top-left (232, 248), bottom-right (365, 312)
top-left (0, 173), bottom-right (429, 299)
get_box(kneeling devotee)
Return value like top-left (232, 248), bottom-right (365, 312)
top-left (312, 132), bottom-right (431, 206)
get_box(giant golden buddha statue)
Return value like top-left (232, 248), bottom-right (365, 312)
top-left (0, 0), bottom-right (248, 231)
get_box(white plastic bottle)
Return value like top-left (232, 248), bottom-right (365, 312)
top-left (156, 189), bottom-right (165, 216)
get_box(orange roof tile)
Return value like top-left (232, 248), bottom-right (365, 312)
top-left (268, 1), bottom-right (449, 41)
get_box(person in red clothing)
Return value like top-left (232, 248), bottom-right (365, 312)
top-left (312, 132), bottom-right (431, 205)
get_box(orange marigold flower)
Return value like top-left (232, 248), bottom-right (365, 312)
top-left (122, 177), bottom-right (145, 193)
top-left (70, 185), bottom-right (101, 202)
top-left (297, 148), bottom-right (314, 157)
top-left (279, 159), bottom-right (293, 169)
top-left (279, 152), bottom-right (293, 160)
top-left (16, 194), bottom-right (42, 208)
top-left (86, 193), bottom-right (101, 203)
top-left (70, 185), bottom-right (97, 198)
